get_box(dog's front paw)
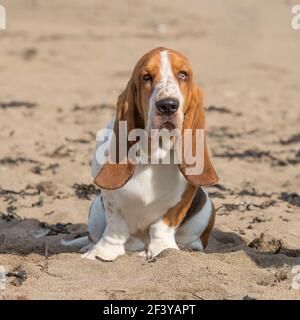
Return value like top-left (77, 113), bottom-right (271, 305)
top-left (81, 242), bottom-right (125, 262)
top-left (147, 240), bottom-right (178, 260)
top-left (81, 247), bottom-right (98, 260)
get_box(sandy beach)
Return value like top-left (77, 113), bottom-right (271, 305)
top-left (0, 0), bottom-right (299, 299)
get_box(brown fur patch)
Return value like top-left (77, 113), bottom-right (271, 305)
top-left (200, 202), bottom-right (216, 248)
top-left (163, 184), bottom-right (197, 227)
top-left (182, 187), bottom-right (207, 224)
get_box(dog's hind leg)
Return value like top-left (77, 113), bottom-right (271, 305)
top-left (176, 188), bottom-right (215, 251)
top-left (61, 194), bottom-right (106, 252)
top-left (87, 193), bottom-right (106, 244)
top-left (61, 236), bottom-right (89, 249)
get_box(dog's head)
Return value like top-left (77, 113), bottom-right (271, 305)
top-left (95, 47), bottom-right (218, 189)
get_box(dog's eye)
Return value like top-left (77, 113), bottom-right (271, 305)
top-left (178, 71), bottom-right (188, 81)
top-left (143, 74), bottom-right (152, 82)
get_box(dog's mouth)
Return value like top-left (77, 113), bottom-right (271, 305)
top-left (149, 112), bottom-right (183, 133)
top-left (159, 121), bottom-right (176, 131)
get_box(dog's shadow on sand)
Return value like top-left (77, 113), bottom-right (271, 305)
top-left (207, 229), bottom-right (300, 268)
top-left (0, 217), bottom-right (86, 256)
top-left (0, 217), bottom-right (299, 269)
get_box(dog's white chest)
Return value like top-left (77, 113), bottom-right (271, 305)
top-left (101, 164), bottom-right (187, 233)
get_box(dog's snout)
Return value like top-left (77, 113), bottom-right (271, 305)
top-left (155, 98), bottom-right (179, 116)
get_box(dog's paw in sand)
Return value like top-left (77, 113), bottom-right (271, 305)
top-left (185, 239), bottom-right (204, 251)
top-left (146, 220), bottom-right (179, 260)
top-left (146, 241), bottom-right (179, 260)
top-left (137, 250), bottom-right (148, 258)
top-left (81, 241), bottom-right (125, 261)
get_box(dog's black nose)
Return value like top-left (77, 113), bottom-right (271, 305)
top-left (155, 98), bottom-right (179, 116)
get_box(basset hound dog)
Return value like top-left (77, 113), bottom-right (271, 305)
top-left (62, 47), bottom-right (218, 261)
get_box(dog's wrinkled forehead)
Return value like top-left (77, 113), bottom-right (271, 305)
top-left (133, 47), bottom-right (192, 85)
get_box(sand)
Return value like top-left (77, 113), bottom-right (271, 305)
top-left (0, 0), bottom-right (299, 300)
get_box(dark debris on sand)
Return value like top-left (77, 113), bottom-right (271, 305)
top-left (72, 103), bottom-right (115, 112)
top-left (39, 222), bottom-right (72, 236)
top-left (0, 157), bottom-right (60, 175)
top-left (279, 133), bottom-right (300, 145)
top-left (6, 265), bottom-right (28, 287)
top-left (65, 137), bottom-right (90, 144)
top-left (209, 185), bottom-right (273, 199)
top-left (72, 183), bottom-right (99, 200)
top-left (0, 210), bottom-right (21, 222)
top-left (214, 149), bottom-right (271, 160)
top-left (220, 200), bottom-right (277, 214)
top-left (248, 233), bottom-right (282, 254)
top-left (0, 157), bottom-right (40, 166)
top-left (214, 148), bottom-right (300, 167)
top-left (0, 184), bottom-right (56, 213)
top-left (208, 126), bottom-right (258, 139)
top-left (31, 163), bottom-right (59, 175)
top-left (205, 105), bottom-right (242, 116)
top-left (45, 145), bottom-right (74, 159)
top-left (237, 188), bottom-right (273, 198)
top-left (0, 186), bottom-right (40, 198)
top-left (279, 192), bottom-right (300, 207)
top-left (0, 101), bottom-right (37, 110)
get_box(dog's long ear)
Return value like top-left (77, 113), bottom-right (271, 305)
top-left (178, 86), bottom-right (218, 186)
top-left (94, 79), bottom-right (136, 190)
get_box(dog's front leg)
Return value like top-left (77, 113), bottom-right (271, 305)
top-left (147, 219), bottom-right (179, 259)
top-left (82, 210), bottom-right (129, 262)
